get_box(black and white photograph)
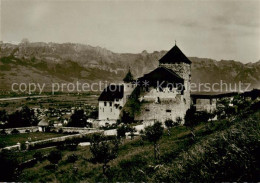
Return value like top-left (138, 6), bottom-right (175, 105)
top-left (0, 0), bottom-right (260, 182)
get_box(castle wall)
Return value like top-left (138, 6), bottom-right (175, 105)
top-left (140, 87), bottom-right (181, 101)
top-left (136, 99), bottom-right (186, 124)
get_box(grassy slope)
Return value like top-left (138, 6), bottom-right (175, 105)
top-left (18, 110), bottom-right (260, 182)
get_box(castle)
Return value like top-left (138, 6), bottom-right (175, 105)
top-left (98, 43), bottom-right (192, 124)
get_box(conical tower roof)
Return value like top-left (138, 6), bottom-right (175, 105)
top-left (123, 68), bottom-right (134, 83)
top-left (159, 45), bottom-right (191, 64)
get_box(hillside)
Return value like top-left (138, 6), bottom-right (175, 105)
top-left (0, 42), bottom-right (259, 92)
top-left (17, 109), bottom-right (260, 182)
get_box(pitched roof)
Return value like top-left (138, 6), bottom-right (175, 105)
top-left (159, 45), bottom-right (191, 64)
top-left (98, 85), bottom-right (124, 101)
top-left (38, 118), bottom-right (48, 126)
top-left (138, 66), bottom-right (184, 87)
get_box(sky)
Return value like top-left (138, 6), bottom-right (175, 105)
top-left (1, 0), bottom-right (260, 63)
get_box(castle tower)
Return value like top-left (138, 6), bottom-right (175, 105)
top-left (159, 44), bottom-right (192, 110)
top-left (122, 68), bottom-right (136, 104)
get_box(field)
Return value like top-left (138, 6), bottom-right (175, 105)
top-left (0, 93), bottom-right (99, 113)
top-left (1, 132), bottom-right (66, 147)
top-left (17, 110), bottom-right (260, 182)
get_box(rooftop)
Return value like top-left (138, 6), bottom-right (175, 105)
top-left (138, 66), bottom-right (184, 88)
top-left (159, 45), bottom-right (192, 64)
top-left (98, 84), bottom-right (124, 101)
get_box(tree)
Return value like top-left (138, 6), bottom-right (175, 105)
top-left (165, 119), bottom-right (174, 135)
top-left (68, 109), bottom-right (91, 127)
top-left (48, 150), bottom-right (62, 166)
top-left (144, 122), bottom-right (164, 160)
top-left (184, 106), bottom-right (198, 141)
top-left (88, 110), bottom-right (98, 119)
top-left (117, 124), bottom-right (131, 139)
top-left (0, 109), bottom-right (8, 122)
top-left (7, 106), bottom-right (39, 128)
top-left (121, 110), bottom-right (134, 124)
top-left (89, 134), bottom-right (119, 176)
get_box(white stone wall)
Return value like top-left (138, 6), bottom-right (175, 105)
top-left (98, 99), bottom-right (124, 120)
top-left (98, 83), bottom-right (136, 121)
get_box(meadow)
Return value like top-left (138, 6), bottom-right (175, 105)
top-left (0, 132), bottom-right (65, 147)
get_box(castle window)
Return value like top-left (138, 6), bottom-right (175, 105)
top-left (145, 108), bottom-right (150, 112)
top-left (109, 102), bottom-right (112, 106)
top-left (166, 109), bottom-right (171, 112)
top-left (104, 102), bottom-right (107, 106)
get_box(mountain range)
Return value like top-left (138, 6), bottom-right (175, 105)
top-left (0, 42), bottom-right (259, 93)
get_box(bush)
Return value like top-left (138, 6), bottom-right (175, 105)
top-left (0, 129), bottom-right (7, 135)
top-left (0, 150), bottom-right (19, 181)
top-left (0, 141), bottom-right (7, 148)
top-left (20, 142), bottom-right (27, 150)
top-left (33, 151), bottom-right (44, 162)
top-left (58, 128), bottom-right (63, 133)
top-left (11, 129), bottom-right (19, 134)
top-left (48, 150), bottom-right (62, 165)
top-left (66, 154), bottom-right (78, 163)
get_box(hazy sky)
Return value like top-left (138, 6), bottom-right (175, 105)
top-left (1, 0), bottom-right (260, 63)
